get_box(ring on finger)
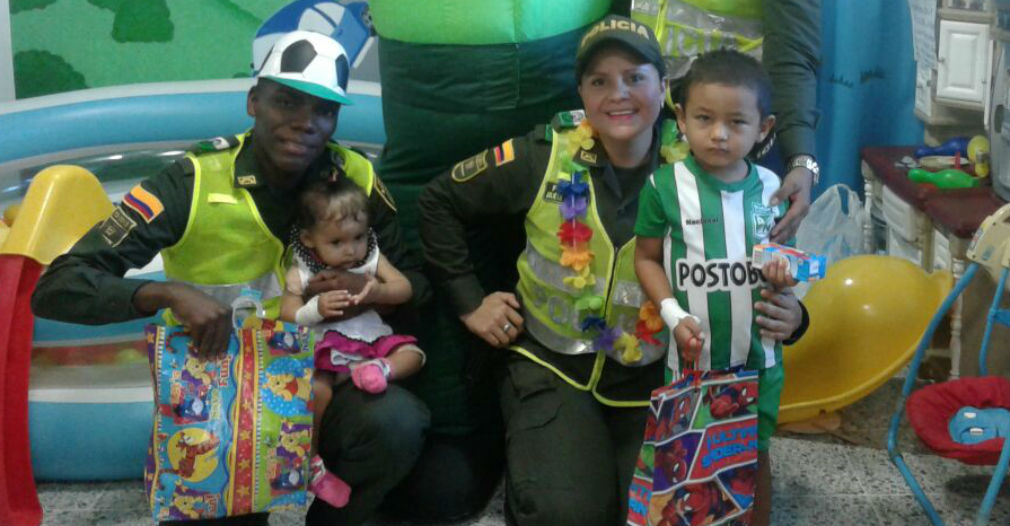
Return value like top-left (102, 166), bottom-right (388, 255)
top-left (502, 322), bottom-right (513, 333)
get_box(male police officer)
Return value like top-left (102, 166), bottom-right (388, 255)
top-left (32, 31), bottom-right (429, 526)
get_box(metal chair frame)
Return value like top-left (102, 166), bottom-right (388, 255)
top-left (887, 262), bottom-right (1010, 526)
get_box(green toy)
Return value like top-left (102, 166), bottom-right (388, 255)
top-left (908, 167), bottom-right (980, 190)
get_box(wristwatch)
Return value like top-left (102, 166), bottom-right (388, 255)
top-left (787, 154), bottom-right (820, 186)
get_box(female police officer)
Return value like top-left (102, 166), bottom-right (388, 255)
top-left (419, 15), bottom-right (806, 525)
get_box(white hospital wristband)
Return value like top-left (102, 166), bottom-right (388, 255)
top-left (295, 296), bottom-right (325, 325)
top-left (660, 298), bottom-right (700, 329)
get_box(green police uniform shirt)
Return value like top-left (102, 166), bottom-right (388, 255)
top-left (634, 155), bottom-right (786, 373)
top-left (419, 120), bottom-right (668, 404)
top-left (32, 136), bottom-right (423, 325)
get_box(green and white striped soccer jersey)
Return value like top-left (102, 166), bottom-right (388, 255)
top-left (636, 156), bottom-right (786, 373)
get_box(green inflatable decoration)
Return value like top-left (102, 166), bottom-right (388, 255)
top-left (370, 0), bottom-right (610, 44)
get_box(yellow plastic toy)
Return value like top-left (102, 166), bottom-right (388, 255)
top-left (0, 165), bottom-right (114, 264)
top-left (967, 134), bottom-right (991, 178)
top-left (966, 203), bottom-right (1009, 277)
top-left (779, 255), bottom-right (952, 424)
top-left (2, 202), bottom-right (20, 226)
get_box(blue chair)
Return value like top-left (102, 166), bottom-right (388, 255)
top-left (887, 204), bottom-right (1010, 526)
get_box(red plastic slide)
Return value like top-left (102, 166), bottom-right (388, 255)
top-left (0, 165), bottom-right (122, 525)
top-left (0, 254), bottom-right (43, 526)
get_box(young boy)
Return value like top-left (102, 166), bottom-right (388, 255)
top-left (633, 49), bottom-right (807, 526)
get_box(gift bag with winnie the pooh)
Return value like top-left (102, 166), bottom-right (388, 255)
top-left (144, 319), bottom-right (315, 521)
top-left (627, 368), bottom-right (759, 526)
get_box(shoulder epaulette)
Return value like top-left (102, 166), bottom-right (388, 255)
top-left (176, 156), bottom-right (196, 176)
top-left (535, 124), bottom-right (554, 143)
top-left (550, 109), bottom-right (586, 132)
top-left (186, 136), bottom-right (238, 155)
top-left (326, 142), bottom-right (372, 163)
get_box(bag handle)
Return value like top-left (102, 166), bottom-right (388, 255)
top-left (231, 288), bottom-right (265, 330)
top-left (818, 183), bottom-right (862, 218)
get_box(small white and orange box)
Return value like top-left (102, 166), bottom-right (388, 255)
top-left (752, 243), bottom-right (826, 282)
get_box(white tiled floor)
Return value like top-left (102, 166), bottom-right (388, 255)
top-left (35, 434), bottom-right (1010, 526)
top-left (33, 378), bottom-right (1010, 526)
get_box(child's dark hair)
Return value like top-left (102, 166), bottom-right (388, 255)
top-left (295, 177), bottom-right (369, 232)
top-left (678, 49), bottom-right (772, 118)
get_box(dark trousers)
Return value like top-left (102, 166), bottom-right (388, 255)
top-left (306, 381), bottom-right (430, 525)
top-left (499, 355), bottom-right (648, 526)
top-left (382, 424), bottom-right (505, 522)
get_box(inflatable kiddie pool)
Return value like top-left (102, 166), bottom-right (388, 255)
top-left (0, 78), bottom-right (384, 483)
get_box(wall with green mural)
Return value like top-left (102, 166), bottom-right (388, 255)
top-left (11, 0), bottom-right (293, 98)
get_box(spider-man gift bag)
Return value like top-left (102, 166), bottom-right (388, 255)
top-left (628, 369), bottom-right (759, 526)
top-left (144, 319), bottom-right (315, 521)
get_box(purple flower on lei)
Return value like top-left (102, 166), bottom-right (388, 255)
top-left (593, 327), bottom-right (622, 351)
top-left (561, 196), bottom-right (588, 221)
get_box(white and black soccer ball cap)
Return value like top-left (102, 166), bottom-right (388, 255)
top-left (257, 30), bottom-right (353, 105)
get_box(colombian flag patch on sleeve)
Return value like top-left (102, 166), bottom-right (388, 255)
top-left (122, 184), bottom-right (164, 223)
top-left (493, 139), bottom-right (515, 167)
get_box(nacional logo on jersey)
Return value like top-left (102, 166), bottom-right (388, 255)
top-left (751, 203), bottom-right (777, 239)
top-left (673, 258), bottom-right (763, 291)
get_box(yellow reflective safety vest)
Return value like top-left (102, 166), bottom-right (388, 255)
top-left (162, 133), bottom-right (376, 319)
top-left (516, 120), bottom-right (671, 367)
top-left (632, 0), bottom-right (763, 78)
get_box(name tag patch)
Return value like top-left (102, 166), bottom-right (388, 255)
top-left (451, 151), bottom-right (489, 183)
top-left (100, 207), bottom-right (138, 247)
top-left (543, 182), bottom-right (563, 203)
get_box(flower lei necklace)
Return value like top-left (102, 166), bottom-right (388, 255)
top-left (557, 120), bottom-right (665, 364)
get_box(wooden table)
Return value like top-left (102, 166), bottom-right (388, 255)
top-left (860, 146), bottom-right (1008, 378)
top-left (922, 189), bottom-right (1007, 378)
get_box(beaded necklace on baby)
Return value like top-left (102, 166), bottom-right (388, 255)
top-left (290, 225), bottom-right (378, 276)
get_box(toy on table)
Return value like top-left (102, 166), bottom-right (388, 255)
top-left (908, 167), bottom-right (980, 190)
top-left (967, 135), bottom-right (990, 178)
top-left (918, 155), bottom-right (962, 170)
top-left (751, 243), bottom-right (826, 282)
top-left (914, 136), bottom-right (970, 159)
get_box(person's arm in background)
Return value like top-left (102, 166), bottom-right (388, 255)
top-left (764, 0), bottom-right (822, 243)
top-left (31, 159), bottom-right (233, 356)
top-left (418, 134), bottom-right (544, 348)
